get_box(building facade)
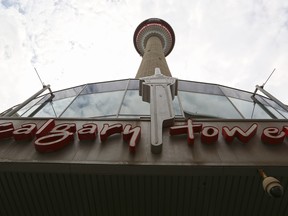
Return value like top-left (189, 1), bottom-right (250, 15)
top-left (0, 18), bottom-right (288, 215)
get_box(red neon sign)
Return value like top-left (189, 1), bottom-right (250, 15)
top-left (78, 123), bottom-right (98, 141)
top-left (169, 119), bottom-right (202, 145)
top-left (0, 119), bottom-right (287, 154)
top-left (170, 119), bottom-right (287, 146)
top-left (222, 123), bottom-right (258, 143)
top-left (261, 127), bottom-right (286, 145)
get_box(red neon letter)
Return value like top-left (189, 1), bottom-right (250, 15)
top-left (34, 132), bottom-right (74, 153)
top-left (34, 122), bottom-right (76, 153)
top-left (222, 123), bottom-right (258, 143)
top-left (201, 126), bottom-right (219, 144)
top-left (77, 123), bottom-right (98, 141)
top-left (35, 119), bottom-right (55, 138)
top-left (169, 119), bottom-right (202, 145)
top-left (13, 123), bottom-right (37, 141)
top-left (261, 127), bottom-right (285, 145)
top-left (123, 124), bottom-right (141, 153)
top-left (51, 123), bottom-right (76, 134)
top-left (283, 126), bottom-right (288, 137)
top-left (100, 123), bottom-right (123, 142)
top-left (0, 122), bottom-right (14, 139)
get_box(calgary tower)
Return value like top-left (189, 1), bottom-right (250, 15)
top-left (133, 18), bottom-right (175, 78)
top-left (134, 18), bottom-right (177, 154)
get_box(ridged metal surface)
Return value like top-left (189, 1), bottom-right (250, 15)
top-left (0, 118), bottom-right (288, 215)
top-left (0, 171), bottom-right (287, 216)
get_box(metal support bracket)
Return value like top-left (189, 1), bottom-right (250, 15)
top-left (140, 68), bottom-right (178, 153)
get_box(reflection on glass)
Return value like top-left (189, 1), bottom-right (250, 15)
top-left (173, 96), bottom-right (182, 116)
top-left (179, 91), bottom-right (242, 118)
top-left (62, 91), bottom-right (124, 118)
top-left (119, 90), bottom-right (182, 117)
top-left (13, 79), bottom-right (286, 120)
top-left (52, 86), bottom-right (84, 100)
top-left (219, 86), bottom-right (253, 101)
top-left (265, 106), bottom-right (285, 119)
top-left (243, 94), bottom-right (286, 119)
top-left (262, 97), bottom-right (288, 119)
top-left (33, 97), bottom-right (75, 117)
top-left (20, 105), bottom-right (39, 117)
top-left (127, 79), bottom-right (140, 90)
top-left (178, 80), bottom-right (223, 95)
top-left (19, 86), bottom-right (84, 117)
top-left (229, 97), bottom-right (272, 119)
top-left (20, 95), bottom-right (52, 117)
top-left (277, 109), bottom-right (288, 119)
top-left (81, 80), bottom-right (128, 94)
top-left (120, 90), bottom-right (150, 115)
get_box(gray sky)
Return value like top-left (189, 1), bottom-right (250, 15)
top-left (0, 0), bottom-right (288, 112)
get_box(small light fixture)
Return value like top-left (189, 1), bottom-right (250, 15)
top-left (258, 169), bottom-right (284, 198)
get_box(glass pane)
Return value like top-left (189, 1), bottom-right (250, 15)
top-left (252, 105), bottom-right (273, 119)
top-left (81, 80), bottom-right (128, 94)
top-left (19, 86), bottom-right (84, 117)
top-left (254, 95), bottom-right (270, 106)
top-left (220, 86), bottom-right (253, 101)
top-left (229, 97), bottom-right (272, 119)
top-left (179, 91), bottom-right (242, 118)
top-left (277, 109), bottom-right (288, 119)
top-left (128, 79), bottom-right (140, 90)
top-left (62, 91), bottom-right (124, 118)
top-left (119, 90), bottom-right (182, 117)
top-left (265, 106), bottom-right (285, 119)
top-left (0, 105), bottom-right (19, 117)
top-left (262, 96), bottom-right (288, 113)
top-left (52, 86), bottom-right (84, 100)
top-left (178, 80), bottom-right (223, 95)
top-left (33, 97), bottom-right (75, 117)
top-left (17, 96), bottom-right (44, 116)
top-left (119, 90), bottom-right (150, 115)
top-left (173, 96), bottom-right (182, 116)
top-left (20, 95), bottom-right (50, 117)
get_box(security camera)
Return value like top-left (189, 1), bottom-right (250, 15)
top-left (262, 176), bottom-right (284, 198)
top-left (259, 169), bottom-right (284, 198)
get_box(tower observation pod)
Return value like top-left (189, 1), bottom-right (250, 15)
top-left (134, 18), bottom-right (175, 78)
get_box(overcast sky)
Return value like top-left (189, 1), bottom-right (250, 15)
top-left (0, 0), bottom-right (288, 112)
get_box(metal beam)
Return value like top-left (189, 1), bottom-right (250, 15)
top-left (254, 85), bottom-right (288, 112)
top-left (5, 85), bottom-right (53, 117)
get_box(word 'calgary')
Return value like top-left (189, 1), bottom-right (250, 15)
top-left (0, 119), bottom-right (287, 154)
top-left (0, 119), bottom-right (141, 153)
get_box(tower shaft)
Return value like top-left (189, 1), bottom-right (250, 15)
top-left (135, 36), bottom-right (172, 78)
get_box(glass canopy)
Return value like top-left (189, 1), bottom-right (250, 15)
top-left (2, 79), bottom-right (287, 119)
